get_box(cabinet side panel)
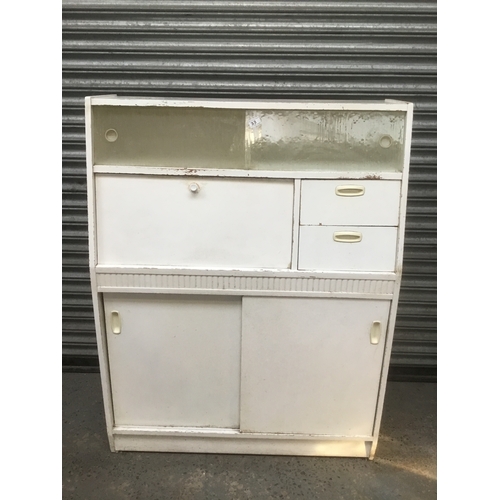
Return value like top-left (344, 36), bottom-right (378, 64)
top-left (86, 98), bottom-right (116, 450)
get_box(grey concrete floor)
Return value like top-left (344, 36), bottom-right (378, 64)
top-left (62, 373), bottom-right (436, 499)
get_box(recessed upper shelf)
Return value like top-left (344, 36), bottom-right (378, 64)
top-left (91, 104), bottom-right (409, 173)
top-left (93, 107), bottom-right (246, 169)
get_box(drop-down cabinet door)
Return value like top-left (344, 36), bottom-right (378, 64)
top-left (240, 297), bottom-right (391, 437)
top-left (95, 175), bottom-right (294, 270)
top-left (103, 293), bottom-right (242, 428)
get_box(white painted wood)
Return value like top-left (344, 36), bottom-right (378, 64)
top-left (95, 265), bottom-right (397, 281)
top-left (98, 288), bottom-right (395, 300)
top-left (93, 164), bottom-right (404, 180)
top-left (370, 102), bottom-right (414, 459)
top-left (300, 180), bottom-right (401, 226)
top-left (113, 434), bottom-right (371, 457)
top-left (95, 273), bottom-right (396, 298)
top-left (291, 179), bottom-right (301, 270)
top-left (240, 297), bottom-right (391, 436)
top-left (103, 294), bottom-right (242, 428)
top-left (113, 425), bottom-right (372, 440)
top-left (299, 226), bottom-right (398, 272)
top-left (86, 96), bottom-right (414, 457)
top-left (90, 95), bottom-right (410, 112)
top-left (95, 175), bottom-right (294, 269)
top-left (85, 97), bottom-right (116, 451)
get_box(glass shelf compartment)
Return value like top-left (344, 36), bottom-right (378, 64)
top-left (245, 110), bottom-right (406, 172)
top-left (92, 106), bottom-right (407, 172)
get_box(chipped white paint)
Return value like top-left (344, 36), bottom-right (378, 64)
top-left (93, 165), bottom-right (404, 180)
top-left (96, 273), bottom-right (395, 296)
top-left (86, 96), bottom-right (413, 458)
top-left (90, 94), bottom-right (409, 111)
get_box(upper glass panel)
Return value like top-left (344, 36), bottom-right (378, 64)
top-left (245, 110), bottom-right (406, 172)
top-left (92, 105), bottom-right (406, 172)
top-left (92, 106), bottom-right (246, 169)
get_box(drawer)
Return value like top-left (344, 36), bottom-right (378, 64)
top-left (300, 180), bottom-right (401, 226)
top-left (298, 226), bottom-right (398, 272)
top-left (95, 175), bottom-right (294, 269)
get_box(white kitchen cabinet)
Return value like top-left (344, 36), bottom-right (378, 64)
top-left (86, 96), bottom-right (413, 458)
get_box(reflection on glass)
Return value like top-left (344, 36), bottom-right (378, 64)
top-left (93, 106), bottom-right (246, 168)
top-left (245, 110), bottom-right (406, 171)
top-left (92, 106), bottom-right (406, 172)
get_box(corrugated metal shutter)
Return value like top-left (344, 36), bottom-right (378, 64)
top-left (62, 0), bottom-right (437, 380)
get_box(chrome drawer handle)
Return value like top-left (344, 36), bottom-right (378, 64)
top-left (333, 231), bottom-right (362, 243)
top-left (335, 185), bottom-right (365, 197)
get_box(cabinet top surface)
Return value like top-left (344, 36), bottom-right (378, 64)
top-left (87, 95), bottom-right (413, 111)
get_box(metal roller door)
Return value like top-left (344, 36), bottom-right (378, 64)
top-left (62, 1), bottom-right (437, 381)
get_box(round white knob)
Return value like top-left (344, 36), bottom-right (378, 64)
top-left (189, 182), bottom-right (200, 193)
top-left (104, 128), bottom-right (118, 142)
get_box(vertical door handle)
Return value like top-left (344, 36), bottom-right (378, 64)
top-left (111, 311), bottom-right (121, 335)
top-left (370, 321), bottom-right (381, 345)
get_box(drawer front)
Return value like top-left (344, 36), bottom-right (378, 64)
top-left (298, 226), bottom-right (398, 272)
top-left (300, 180), bottom-right (401, 226)
top-left (96, 175), bottom-right (294, 269)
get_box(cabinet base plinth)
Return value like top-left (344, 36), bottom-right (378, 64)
top-left (113, 431), bottom-right (373, 457)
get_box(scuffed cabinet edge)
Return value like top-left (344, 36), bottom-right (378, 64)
top-left (369, 104), bottom-right (414, 460)
top-left (89, 96), bottom-right (410, 112)
top-left (368, 297), bottom-right (399, 460)
top-left (84, 97), bottom-right (95, 268)
top-left (92, 165), bottom-right (405, 181)
top-left (95, 296), bottom-right (117, 452)
top-left (290, 180), bottom-right (301, 270)
top-left (113, 434), bottom-right (373, 457)
top-left (85, 98), bottom-right (414, 457)
top-left (85, 97), bottom-right (117, 451)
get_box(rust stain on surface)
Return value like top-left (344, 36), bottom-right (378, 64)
top-left (363, 174), bottom-right (382, 180)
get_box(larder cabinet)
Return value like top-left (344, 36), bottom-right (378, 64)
top-left (86, 96), bottom-right (413, 458)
